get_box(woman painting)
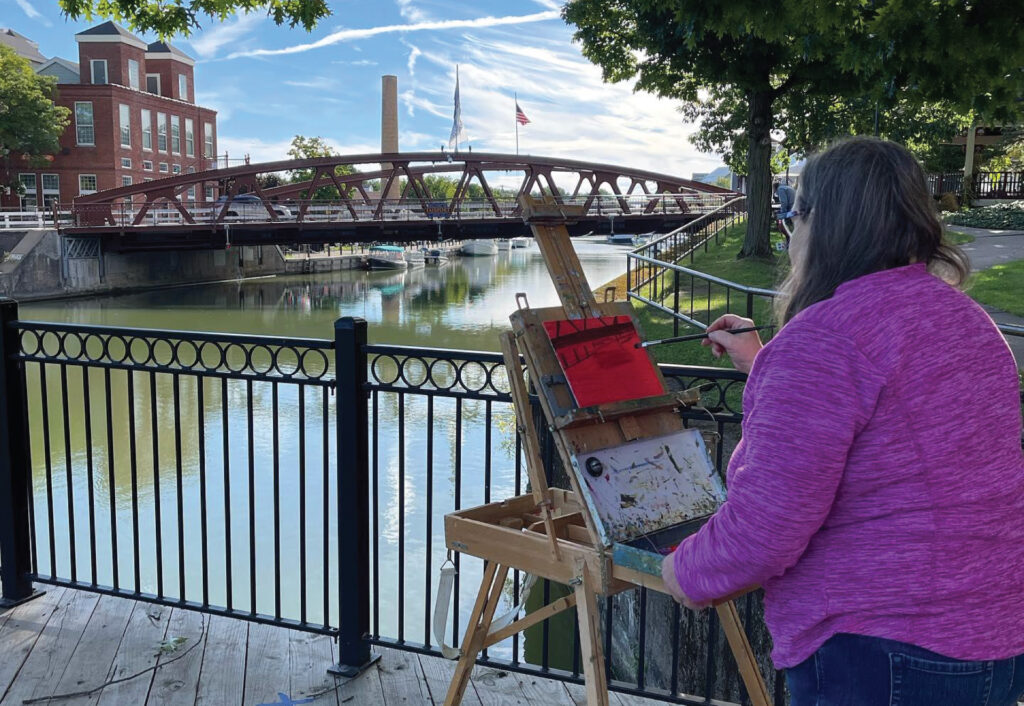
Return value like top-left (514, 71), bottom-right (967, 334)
top-left (661, 137), bottom-right (1024, 705)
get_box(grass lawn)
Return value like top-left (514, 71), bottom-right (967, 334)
top-left (967, 260), bottom-right (1024, 317)
top-left (945, 230), bottom-right (976, 245)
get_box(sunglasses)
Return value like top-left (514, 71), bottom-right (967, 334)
top-left (781, 208), bottom-right (812, 221)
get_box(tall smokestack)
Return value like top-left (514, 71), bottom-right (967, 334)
top-left (381, 75), bottom-right (400, 200)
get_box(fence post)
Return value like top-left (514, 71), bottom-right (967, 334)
top-left (330, 316), bottom-right (380, 676)
top-left (0, 299), bottom-right (40, 607)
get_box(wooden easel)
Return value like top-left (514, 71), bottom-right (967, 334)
top-left (442, 197), bottom-right (769, 706)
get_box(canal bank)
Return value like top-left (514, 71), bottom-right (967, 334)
top-left (0, 229), bottom-right (365, 301)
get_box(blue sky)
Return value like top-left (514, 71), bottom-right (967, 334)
top-left (6, 0), bottom-right (726, 180)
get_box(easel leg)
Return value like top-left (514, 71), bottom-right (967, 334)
top-left (444, 562), bottom-right (510, 706)
top-left (574, 571), bottom-right (610, 706)
top-left (715, 601), bottom-right (771, 706)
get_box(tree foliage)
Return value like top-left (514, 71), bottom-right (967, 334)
top-left (59, 0), bottom-right (329, 39)
top-left (563, 0), bottom-right (1024, 258)
top-left (286, 135), bottom-right (354, 200)
top-left (0, 47), bottom-right (71, 196)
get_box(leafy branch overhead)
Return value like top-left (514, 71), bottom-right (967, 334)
top-left (58, 0), bottom-right (331, 38)
top-left (563, 0), bottom-right (1024, 259)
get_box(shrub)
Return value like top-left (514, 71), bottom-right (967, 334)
top-left (937, 192), bottom-right (960, 211)
top-left (946, 201), bottom-right (1024, 230)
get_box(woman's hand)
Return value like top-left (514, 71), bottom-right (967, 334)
top-left (661, 553), bottom-right (704, 610)
top-left (701, 314), bottom-right (764, 374)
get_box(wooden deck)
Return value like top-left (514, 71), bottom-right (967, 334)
top-left (0, 586), bottom-right (671, 706)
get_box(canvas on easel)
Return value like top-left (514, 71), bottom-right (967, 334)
top-left (441, 195), bottom-right (769, 706)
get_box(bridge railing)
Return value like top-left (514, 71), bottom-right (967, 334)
top-left (64, 193), bottom-right (732, 230)
top-left (0, 306), bottom-right (781, 705)
top-left (0, 209), bottom-right (72, 230)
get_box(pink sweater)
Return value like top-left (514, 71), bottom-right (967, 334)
top-left (674, 263), bottom-right (1024, 668)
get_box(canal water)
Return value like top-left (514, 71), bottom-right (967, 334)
top-left (19, 238), bottom-right (635, 659)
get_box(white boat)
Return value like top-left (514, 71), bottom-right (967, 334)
top-left (511, 237), bottom-right (529, 249)
top-left (425, 248), bottom-right (450, 266)
top-left (606, 233), bottom-right (638, 245)
top-left (497, 238), bottom-right (512, 251)
top-left (404, 249), bottom-right (426, 269)
top-left (365, 245), bottom-right (409, 270)
top-left (461, 240), bottom-right (498, 257)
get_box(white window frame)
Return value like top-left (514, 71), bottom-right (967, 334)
top-left (141, 109), bottom-right (152, 151)
top-left (172, 164), bottom-right (181, 174)
top-left (18, 173), bottom-right (37, 209)
top-left (204, 185), bottom-right (214, 201)
top-left (178, 74), bottom-right (188, 101)
top-left (121, 175), bottom-right (133, 187)
top-left (203, 122), bottom-right (214, 159)
top-left (158, 162), bottom-right (169, 173)
top-left (157, 112), bottom-right (167, 152)
top-left (146, 73), bottom-right (161, 95)
top-left (142, 160), bottom-right (153, 171)
top-left (119, 104), bottom-right (131, 147)
top-left (90, 59), bottom-right (107, 85)
top-left (41, 174), bottom-right (59, 208)
top-left (78, 174), bottom-right (98, 196)
top-left (75, 102), bottom-right (94, 146)
top-left (128, 59), bottom-right (140, 90)
top-left (120, 157), bottom-right (132, 169)
top-left (185, 118), bottom-right (194, 157)
top-left (170, 115), bottom-right (180, 155)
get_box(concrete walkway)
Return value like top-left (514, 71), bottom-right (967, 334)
top-left (948, 225), bottom-right (1024, 363)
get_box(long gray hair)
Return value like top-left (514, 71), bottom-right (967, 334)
top-left (775, 137), bottom-right (969, 325)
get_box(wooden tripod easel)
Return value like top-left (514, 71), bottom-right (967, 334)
top-left (442, 197), bottom-right (770, 706)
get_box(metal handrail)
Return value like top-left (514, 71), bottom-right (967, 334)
top-left (631, 196), bottom-right (747, 255)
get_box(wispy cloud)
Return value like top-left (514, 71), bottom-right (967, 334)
top-left (405, 42), bottom-right (422, 77)
top-left (15, 0), bottom-right (51, 25)
top-left (331, 58), bottom-right (379, 66)
top-left (284, 77), bottom-right (338, 90)
top-left (226, 11), bottom-right (560, 59)
top-left (187, 13), bottom-right (263, 59)
top-left (396, 0), bottom-right (427, 23)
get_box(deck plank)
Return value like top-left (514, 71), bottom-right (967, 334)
top-left (0, 588), bottom-right (99, 706)
top-left (332, 641), bottom-right (386, 705)
top-left (94, 601), bottom-right (172, 706)
top-left (415, 652), bottom-right (484, 706)
top-left (240, 622), bottom-right (292, 706)
top-left (0, 587), bottom-right (67, 702)
top-left (288, 630), bottom-right (340, 705)
top-left (50, 593), bottom-right (134, 706)
top-left (193, 615), bottom-right (247, 706)
top-left (469, 665), bottom-right (530, 706)
top-left (147, 608), bottom-right (207, 706)
top-left (377, 647), bottom-right (432, 704)
top-left (506, 669), bottom-right (575, 706)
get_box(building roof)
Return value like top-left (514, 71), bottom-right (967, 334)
top-left (75, 21), bottom-right (148, 50)
top-left (0, 28), bottom-right (47, 64)
top-left (36, 56), bottom-right (81, 82)
top-left (146, 40), bottom-right (195, 65)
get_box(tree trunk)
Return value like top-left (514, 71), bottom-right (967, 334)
top-left (740, 90), bottom-right (775, 260)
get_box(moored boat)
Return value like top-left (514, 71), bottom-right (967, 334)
top-left (365, 245), bottom-right (409, 270)
top-left (497, 238), bottom-right (512, 251)
top-left (425, 248), bottom-right (450, 266)
top-left (510, 237), bottom-right (529, 249)
top-left (460, 240), bottom-right (498, 257)
top-left (405, 249), bottom-right (426, 269)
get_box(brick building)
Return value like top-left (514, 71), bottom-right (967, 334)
top-left (0, 21), bottom-right (217, 210)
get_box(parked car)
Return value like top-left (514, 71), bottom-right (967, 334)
top-left (213, 194), bottom-right (292, 220)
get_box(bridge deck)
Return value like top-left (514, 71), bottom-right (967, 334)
top-left (0, 586), bottom-right (671, 706)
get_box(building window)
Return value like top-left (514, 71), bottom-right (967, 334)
top-left (128, 59), bottom-right (140, 90)
top-left (203, 122), bottom-right (214, 159)
top-left (18, 174), bottom-right (37, 209)
top-left (119, 104), bottom-right (131, 147)
top-left (121, 157), bottom-right (132, 169)
top-left (141, 109), bottom-right (152, 150)
top-left (144, 177), bottom-right (153, 182)
top-left (157, 113), bottom-right (167, 152)
top-left (178, 74), bottom-right (188, 101)
top-left (205, 185), bottom-right (214, 201)
top-left (170, 115), bottom-right (180, 154)
top-left (159, 163), bottom-right (169, 173)
top-left (79, 174), bottom-right (98, 195)
top-left (75, 102), bottom-right (94, 146)
top-left (146, 74), bottom-right (160, 95)
top-left (187, 186), bottom-right (196, 202)
top-left (142, 160), bottom-right (153, 171)
top-left (122, 176), bottom-right (133, 187)
top-left (185, 118), bottom-right (194, 157)
top-left (172, 164), bottom-right (181, 174)
top-left (41, 174), bottom-right (59, 208)
top-left (90, 59), bottom-right (107, 85)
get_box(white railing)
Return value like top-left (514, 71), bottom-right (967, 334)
top-left (0, 211), bottom-right (73, 229)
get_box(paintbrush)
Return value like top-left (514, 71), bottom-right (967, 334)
top-left (636, 325), bottom-right (771, 349)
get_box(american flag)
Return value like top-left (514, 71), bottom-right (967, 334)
top-left (515, 102), bottom-right (530, 125)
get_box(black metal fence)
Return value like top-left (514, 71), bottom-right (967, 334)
top-left (0, 301), bottom-right (776, 705)
top-left (927, 171), bottom-right (1024, 200)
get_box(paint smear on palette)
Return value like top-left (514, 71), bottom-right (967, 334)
top-left (570, 429), bottom-right (726, 544)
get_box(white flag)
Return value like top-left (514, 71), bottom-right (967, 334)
top-left (448, 66), bottom-right (467, 150)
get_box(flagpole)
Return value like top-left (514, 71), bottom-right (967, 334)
top-left (515, 92), bottom-right (519, 156)
top-left (455, 65), bottom-right (460, 154)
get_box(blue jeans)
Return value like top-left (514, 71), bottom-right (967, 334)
top-left (786, 633), bottom-right (1024, 706)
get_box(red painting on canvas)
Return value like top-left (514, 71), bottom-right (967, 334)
top-left (542, 316), bottom-right (664, 408)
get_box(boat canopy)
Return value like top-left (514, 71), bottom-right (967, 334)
top-left (370, 245), bottom-right (405, 252)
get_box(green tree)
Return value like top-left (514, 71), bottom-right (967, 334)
top-left (59, 0), bottom-right (329, 38)
top-left (286, 135), bottom-right (354, 200)
top-left (0, 46), bottom-right (71, 198)
top-left (563, 0), bottom-right (1024, 259)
